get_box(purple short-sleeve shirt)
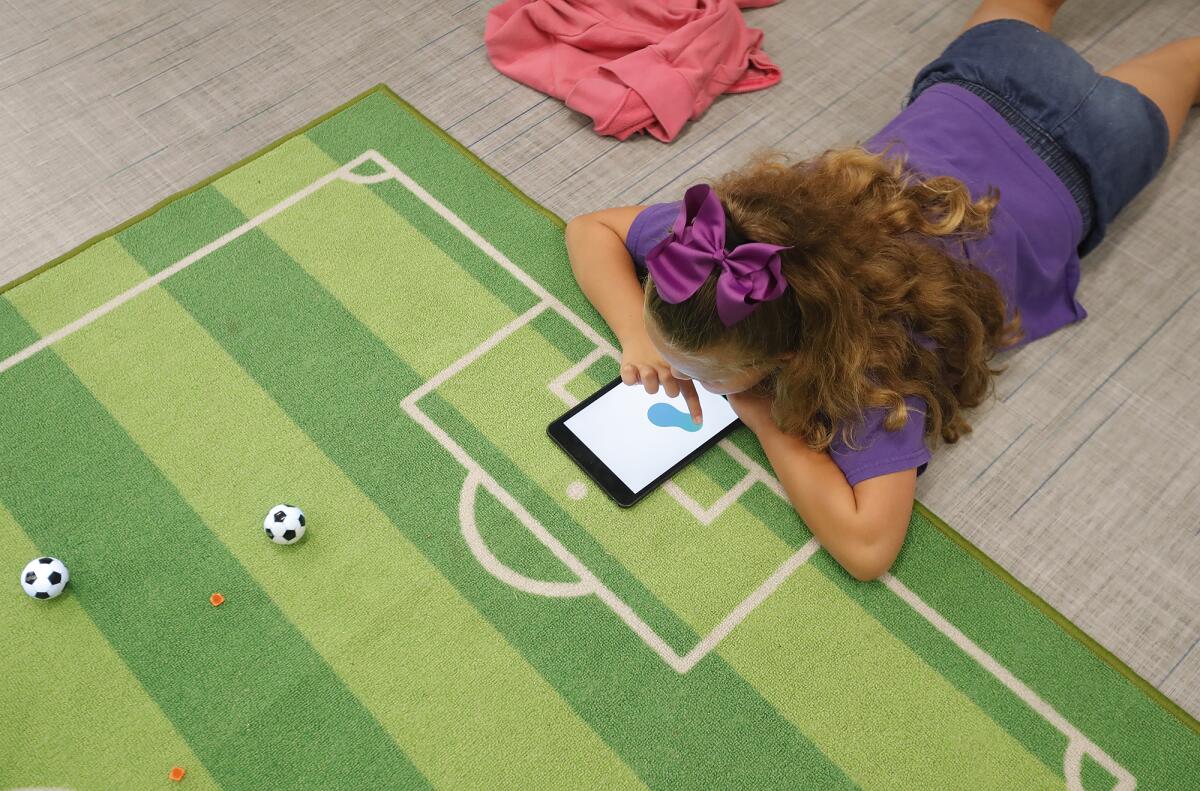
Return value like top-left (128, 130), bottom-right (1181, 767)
top-left (625, 82), bottom-right (1086, 485)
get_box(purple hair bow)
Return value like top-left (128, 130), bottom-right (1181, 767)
top-left (645, 183), bottom-right (792, 327)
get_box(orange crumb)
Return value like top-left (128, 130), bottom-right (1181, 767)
top-left (209, 593), bottom-right (224, 607)
top-left (169, 765), bottom-right (186, 781)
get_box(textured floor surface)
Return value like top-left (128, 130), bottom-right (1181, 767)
top-left (0, 0), bottom-right (1197, 718)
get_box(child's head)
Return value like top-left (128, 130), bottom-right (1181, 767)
top-left (642, 180), bottom-right (799, 396)
top-left (643, 146), bottom-right (1024, 451)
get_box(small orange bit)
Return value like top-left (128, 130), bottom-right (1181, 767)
top-left (169, 765), bottom-right (186, 781)
top-left (209, 593), bottom-right (224, 607)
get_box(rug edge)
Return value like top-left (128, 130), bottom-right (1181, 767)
top-left (913, 499), bottom-right (1200, 737)
top-left (0, 82), bottom-right (396, 296)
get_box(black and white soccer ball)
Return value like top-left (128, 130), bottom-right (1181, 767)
top-left (263, 504), bottom-right (306, 545)
top-left (20, 556), bottom-right (69, 600)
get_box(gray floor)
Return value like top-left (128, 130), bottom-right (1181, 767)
top-left (1, 0), bottom-right (1198, 719)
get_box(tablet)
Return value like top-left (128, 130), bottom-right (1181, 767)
top-left (547, 376), bottom-right (742, 508)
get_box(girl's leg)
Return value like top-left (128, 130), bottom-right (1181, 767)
top-left (958, 0), bottom-right (1066, 34)
top-left (1103, 38), bottom-right (1200, 151)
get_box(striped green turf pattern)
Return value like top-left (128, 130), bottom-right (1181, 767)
top-left (0, 501), bottom-right (220, 790)
top-left (1, 85), bottom-right (1196, 789)
top-left (110, 185), bottom-right (856, 789)
top-left (31, 258), bottom-right (645, 789)
top-left (0, 297), bottom-right (31, 361)
top-left (0, 311), bottom-right (430, 791)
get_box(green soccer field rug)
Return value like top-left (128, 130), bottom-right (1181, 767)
top-left (1, 84), bottom-right (1196, 791)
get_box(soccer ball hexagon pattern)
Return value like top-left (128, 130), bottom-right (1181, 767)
top-left (263, 504), bottom-right (307, 545)
top-left (20, 556), bottom-right (69, 600)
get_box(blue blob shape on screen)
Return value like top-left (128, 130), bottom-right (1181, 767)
top-left (647, 402), bottom-right (701, 432)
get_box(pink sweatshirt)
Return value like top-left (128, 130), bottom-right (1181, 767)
top-left (484, 0), bottom-right (783, 142)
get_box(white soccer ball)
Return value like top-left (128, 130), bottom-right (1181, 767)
top-left (20, 556), bottom-right (69, 600)
top-left (263, 504), bottom-right (306, 545)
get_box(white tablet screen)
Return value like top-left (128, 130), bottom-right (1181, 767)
top-left (563, 382), bottom-right (740, 492)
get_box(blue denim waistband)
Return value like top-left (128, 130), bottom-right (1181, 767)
top-left (944, 78), bottom-right (1095, 237)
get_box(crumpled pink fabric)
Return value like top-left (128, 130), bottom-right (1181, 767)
top-left (484, 0), bottom-right (783, 142)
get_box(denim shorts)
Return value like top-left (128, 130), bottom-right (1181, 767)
top-left (905, 18), bottom-right (1171, 257)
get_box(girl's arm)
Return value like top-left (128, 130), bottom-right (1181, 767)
top-left (565, 208), bottom-right (704, 421)
top-left (564, 207), bottom-right (650, 347)
top-left (760, 430), bottom-right (916, 581)
top-left (730, 391), bottom-right (916, 581)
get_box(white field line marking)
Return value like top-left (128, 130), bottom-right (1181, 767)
top-left (459, 470), bottom-right (592, 599)
top-left (5, 148), bottom-right (1132, 787)
top-left (882, 573), bottom-right (1135, 790)
top-left (679, 537), bottom-right (821, 671)
top-left (403, 302), bottom-right (550, 408)
top-left (0, 163), bottom-right (359, 376)
top-left (458, 469), bottom-right (691, 671)
top-left (547, 347), bottom-right (605, 405)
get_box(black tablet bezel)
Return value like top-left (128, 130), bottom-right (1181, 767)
top-left (546, 376), bottom-right (742, 508)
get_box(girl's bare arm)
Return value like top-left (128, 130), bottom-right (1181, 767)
top-left (564, 207), bottom-right (703, 421)
top-left (563, 206), bottom-right (649, 346)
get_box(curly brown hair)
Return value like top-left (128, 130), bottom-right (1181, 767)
top-left (644, 145), bottom-right (1025, 453)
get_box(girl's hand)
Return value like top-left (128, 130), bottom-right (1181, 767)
top-left (727, 388), bottom-right (778, 436)
top-left (620, 333), bottom-right (704, 424)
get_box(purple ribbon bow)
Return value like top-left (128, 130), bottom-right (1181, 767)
top-left (645, 183), bottom-right (792, 327)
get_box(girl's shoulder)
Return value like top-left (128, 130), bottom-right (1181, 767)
top-left (829, 393), bottom-right (932, 485)
top-left (625, 201), bottom-right (682, 266)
